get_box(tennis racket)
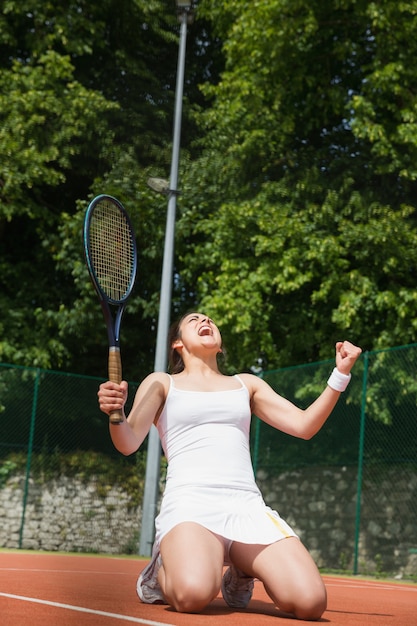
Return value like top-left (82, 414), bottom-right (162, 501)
top-left (83, 194), bottom-right (137, 424)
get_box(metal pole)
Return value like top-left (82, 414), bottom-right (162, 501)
top-left (20, 368), bottom-right (40, 548)
top-left (139, 8), bottom-right (190, 557)
top-left (353, 351), bottom-right (368, 574)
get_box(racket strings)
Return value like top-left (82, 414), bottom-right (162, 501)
top-left (89, 201), bottom-right (135, 302)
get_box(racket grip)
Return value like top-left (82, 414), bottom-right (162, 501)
top-left (108, 347), bottom-right (124, 424)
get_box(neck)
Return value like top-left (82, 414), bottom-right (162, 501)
top-left (181, 354), bottom-right (221, 376)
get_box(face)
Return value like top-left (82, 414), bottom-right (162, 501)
top-left (173, 312), bottom-right (222, 354)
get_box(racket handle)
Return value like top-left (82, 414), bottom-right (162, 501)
top-left (108, 347), bottom-right (124, 424)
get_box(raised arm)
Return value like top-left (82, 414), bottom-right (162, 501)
top-left (242, 341), bottom-right (362, 440)
top-left (98, 372), bottom-right (169, 456)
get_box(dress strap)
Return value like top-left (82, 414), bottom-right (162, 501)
top-left (234, 374), bottom-right (248, 391)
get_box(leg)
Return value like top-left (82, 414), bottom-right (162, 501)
top-left (230, 537), bottom-right (327, 621)
top-left (159, 522), bottom-right (225, 613)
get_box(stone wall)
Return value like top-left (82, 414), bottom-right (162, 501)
top-left (1, 467), bottom-right (416, 577)
top-left (256, 465), bottom-right (417, 578)
top-left (0, 475), bottom-right (141, 555)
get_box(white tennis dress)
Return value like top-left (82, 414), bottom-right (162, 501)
top-left (152, 374), bottom-right (297, 557)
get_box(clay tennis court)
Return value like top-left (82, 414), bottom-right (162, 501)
top-left (1, 551), bottom-right (415, 626)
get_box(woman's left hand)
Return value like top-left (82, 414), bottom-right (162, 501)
top-left (335, 341), bottom-right (362, 375)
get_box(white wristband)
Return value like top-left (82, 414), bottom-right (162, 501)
top-left (327, 367), bottom-right (351, 392)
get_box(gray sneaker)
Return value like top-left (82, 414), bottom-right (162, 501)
top-left (221, 565), bottom-right (254, 609)
top-left (136, 551), bottom-right (165, 604)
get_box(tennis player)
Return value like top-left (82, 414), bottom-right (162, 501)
top-left (98, 312), bottom-right (361, 619)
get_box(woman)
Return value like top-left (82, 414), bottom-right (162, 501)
top-left (98, 312), bottom-right (361, 620)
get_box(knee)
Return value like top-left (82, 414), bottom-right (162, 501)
top-left (294, 587), bottom-right (327, 621)
top-left (165, 576), bottom-right (218, 613)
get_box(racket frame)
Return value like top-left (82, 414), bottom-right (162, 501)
top-left (83, 194), bottom-right (137, 423)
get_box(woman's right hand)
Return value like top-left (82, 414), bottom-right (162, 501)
top-left (97, 380), bottom-right (128, 417)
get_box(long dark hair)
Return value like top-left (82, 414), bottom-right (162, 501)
top-left (167, 312), bottom-right (226, 374)
top-left (167, 313), bottom-right (189, 374)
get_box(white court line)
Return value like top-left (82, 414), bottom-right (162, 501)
top-left (0, 592), bottom-right (175, 626)
top-left (324, 578), bottom-right (417, 593)
top-left (0, 567), bottom-right (129, 575)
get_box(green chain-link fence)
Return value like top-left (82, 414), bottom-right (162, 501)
top-left (0, 345), bottom-right (416, 577)
top-left (0, 366), bottom-right (144, 555)
top-left (251, 344), bottom-right (417, 578)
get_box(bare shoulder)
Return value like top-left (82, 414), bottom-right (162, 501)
top-left (135, 371), bottom-right (171, 400)
top-left (237, 372), bottom-right (278, 400)
top-left (142, 371), bottom-right (171, 385)
top-left (237, 372), bottom-right (266, 393)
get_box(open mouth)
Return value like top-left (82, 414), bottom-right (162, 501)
top-left (198, 325), bottom-right (212, 336)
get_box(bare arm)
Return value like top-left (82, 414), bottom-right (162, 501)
top-left (241, 341), bottom-right (362, 440)
top-left (98, 372), bottom-right (169, 455)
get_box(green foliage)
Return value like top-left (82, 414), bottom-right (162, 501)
top-left (0, 460), bottom-right (18, 487)
top-left (178, 0), bottom-right (417, 371)
top-left (2, 450), bottom-right (149, 507)
top-left (0, 51), bottom-right (117, 200)
top-left (0, 0), bottom-right (217, 375)
top-left (1, 0), bottom-right (417, 387)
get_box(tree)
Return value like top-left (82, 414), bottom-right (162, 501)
top-left (0, 49), bottom-right (118, 367)
top-left (2, 0), bottom-right (417, 380)
top-left (176, 0), bottom-right (417, 371)
top-left (0, 0), bottom-right (220, 376)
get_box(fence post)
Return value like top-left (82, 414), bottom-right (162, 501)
top-left (19, 367), bottom-right (40, 548)
top-left (353, 352), bottom-right (368, 574)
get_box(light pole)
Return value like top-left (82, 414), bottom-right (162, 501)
top-left (139, 0), bottom-right (194, 557)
